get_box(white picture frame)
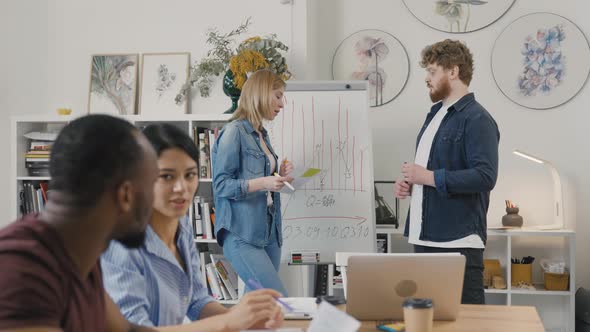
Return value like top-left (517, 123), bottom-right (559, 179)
top-left (88, 54), bottom-right (139, 115)
top-left (139, 52), bottom-right (190, 115)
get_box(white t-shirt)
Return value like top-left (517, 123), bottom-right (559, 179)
top-left (408, 101), bottom-right (485, 249)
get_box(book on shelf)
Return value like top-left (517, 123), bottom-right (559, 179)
top-left (29, 140), bottom-right (54, 151)
top-left (19, 181), bottom-right (48, 215)
top-left (202, 202), bottom-right (212, 239)
top-left (25, 140), bottom-right (52, 176)
top-left (193, 126), bottom-right (220, 179)
top-left (193, 196), bottom-right (203, 237)
top-left (205, 263), bottom-right (224, 300)
top-left (376, 234), bottom-right (388, 253)
top-left (190, 196), bottom-right (215, 240)
top-left (199, 251), bottom-right (240, 301)
top-left (210, 254), bottom-right (239, 300)
top-left (198, 133), bottom-right (210, 178)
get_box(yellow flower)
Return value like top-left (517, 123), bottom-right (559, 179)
top-left (229, 50), bottom-right (269, 89)
top-left (242, 36), bottom-right (262, 45)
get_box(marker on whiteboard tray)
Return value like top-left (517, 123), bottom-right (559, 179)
top-left (274, 172), bottom-right (295, 191)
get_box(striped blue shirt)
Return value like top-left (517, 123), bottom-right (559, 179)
top-left (101, 217), bottom-right (214, 326)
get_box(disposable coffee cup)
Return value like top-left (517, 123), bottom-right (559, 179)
top-left (402, 298), bottom-right (434, 332)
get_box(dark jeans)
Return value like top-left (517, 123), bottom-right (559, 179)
top-left (414, 245), bottom-right (485, 305)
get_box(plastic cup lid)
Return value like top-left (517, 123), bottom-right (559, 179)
top-left (402, 298), bottom-right (433, 309)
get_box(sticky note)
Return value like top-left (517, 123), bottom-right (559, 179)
top-left (302, 168), bottom-right (321, 178)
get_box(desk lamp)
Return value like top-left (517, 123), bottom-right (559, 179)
top-left (513, 149), bottom-right (564, 230)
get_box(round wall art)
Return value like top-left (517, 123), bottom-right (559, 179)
top-left (332, 29), bottom-right (409, 107)
top-left (491, 12), bottom-right (590, 110)
top-left (403, 0), bottom-right (515, 33)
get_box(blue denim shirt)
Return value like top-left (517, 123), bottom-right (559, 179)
top-left (403, 93), bottom-right (500, 244)
top-left (212, 119), bottom-right (282, 247)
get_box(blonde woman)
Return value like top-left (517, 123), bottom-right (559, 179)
top-left (213, 69), bottom-right (293, 295)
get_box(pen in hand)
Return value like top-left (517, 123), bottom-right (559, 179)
top-left (247, 279), bottom-right (294, 312)
top-left (273, 172), bottom-right (295, 191)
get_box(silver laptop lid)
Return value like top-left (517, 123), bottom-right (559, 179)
top-left (346, 253), bottom-right (465, 321)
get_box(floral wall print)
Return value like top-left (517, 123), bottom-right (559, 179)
top-left (351, 36), bottom-right (389, 105)
top-left (139, 53), bottom-right (189, 115)
top-left (518, 25), bottom-right (565, 96)
top-left (156, 64), bottom-right (177, 99)
top-left (492, 13), bottom-right (590, 110)
top-left (88, 54), bottom-right (138, 115)
top-left (404, 0), bottom-right (514, 33)
top-left (332, 30), bottom-right (409, 108)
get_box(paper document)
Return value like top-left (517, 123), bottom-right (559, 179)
top-left (281, 297), bottom-right (318, 320)
top-left (279, 167), bottom-right (321, 194)
top-left (241, 329), bottom-right (303, 332)
top-left (307, 301), bottom-right (360, 332)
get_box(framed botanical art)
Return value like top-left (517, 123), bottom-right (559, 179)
top-left (88, 54), bottom-right (138, 115)
top-left (139, 52), bottom-right (190, 115)
top-left (332, 29), bottom-right (409, 108)
top-left (491, 13), bottom-right (590, 110)
top-left (403, 0), bottom-right (515, 33)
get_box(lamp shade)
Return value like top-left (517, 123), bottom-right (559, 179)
top-left (513, 149), bottom-right (564, 229)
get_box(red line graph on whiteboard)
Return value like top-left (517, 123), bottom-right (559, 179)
top-left (267, 94), bottom-right (369, 193)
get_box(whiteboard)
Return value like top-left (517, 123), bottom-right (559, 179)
top-left (266, 81), bottom-right (377, 263)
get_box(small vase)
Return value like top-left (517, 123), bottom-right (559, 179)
top-left (502, 207), bottom-right (523, 227)
top-left (222, 70), bottom-right (242, 114)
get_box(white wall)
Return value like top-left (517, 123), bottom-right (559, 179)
top-left (307, 0), bottom-right (590, 287)
top-left (0, 0), bottom-right (49, 225)
top-left (45, 0), bottom-right (294, 116)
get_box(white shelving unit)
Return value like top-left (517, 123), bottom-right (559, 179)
top-left (374, 225), bottom-right (575, 332)
top-left (10, 113), bottom-right (230, 221)
top-left (10, 113), bottom-right (233, 304)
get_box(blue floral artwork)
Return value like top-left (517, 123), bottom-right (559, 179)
top-left (492, 13), bottom-right (590, 109)
top-left (518, 25), bottom-right (566, 96)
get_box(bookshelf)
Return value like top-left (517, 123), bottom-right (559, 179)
top-left (10, 113), bottom-right (235, 304)
top-left (370, 225), bottom-right (575, 332)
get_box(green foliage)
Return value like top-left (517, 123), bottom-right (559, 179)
top-left (175, 18), bottom-right (251, 104)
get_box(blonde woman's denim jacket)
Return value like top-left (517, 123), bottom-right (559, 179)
top-left (212, 119), bottom-right (282, 247)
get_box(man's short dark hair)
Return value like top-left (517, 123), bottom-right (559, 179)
top-left (49, 114), bottom-right (143, 207)
top-left (420, 39), bottom-right (474, 86)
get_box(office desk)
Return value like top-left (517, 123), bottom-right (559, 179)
top-left (283, 304), bottom-right (545, 332)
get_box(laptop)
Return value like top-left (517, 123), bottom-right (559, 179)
top-left (345, 253), bottom-right (465, 321)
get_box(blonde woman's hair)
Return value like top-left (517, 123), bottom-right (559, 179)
top-left (230, 69), bottom-right (286, 130)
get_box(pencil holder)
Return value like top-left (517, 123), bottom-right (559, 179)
top-left (502, 207), bottom-right (523, 227)
top-left (511, 263), bottom-right (532, 286)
